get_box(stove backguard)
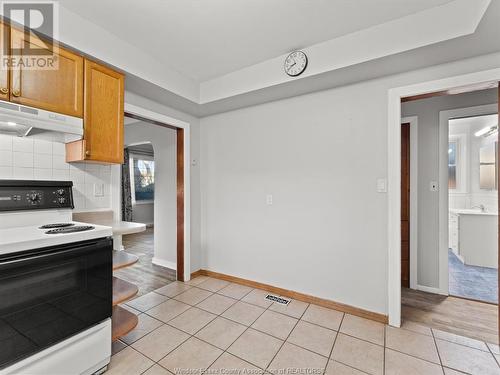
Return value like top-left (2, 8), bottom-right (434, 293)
top-left (0, 180), bottom-right (74, 211)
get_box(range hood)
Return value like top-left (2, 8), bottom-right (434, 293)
top-left (0, 101), bottom-right (83, 143)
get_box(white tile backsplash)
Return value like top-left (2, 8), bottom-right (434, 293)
top-left (34, 168), bottom-right (52, 179)
top-left (52, 168), bottom-right (70, 180)
top-left (13, 152), bottom-right (33, 168)
top-left (34, 153), bottom-right (52, 169)
top-left (13, 167), bottom-right (34, 179)
top-left (0, 166), bottom-right (12, 178)
top-left (13, 137), bottom-right (33, 153)
top-left (0, 150), bottom-right (12, 166)
top-left (0, 135), bottom-right (12, 151)
top-left (52, 153), bottom-right (69, 170)
top-left (52, 142), bottom-right (66, 155)
top-left (0, 136), bottom-right (113, 210)
top-left (34, 139), bottom-right (53, 154)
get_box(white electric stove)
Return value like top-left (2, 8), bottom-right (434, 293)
top-left (0, 180), bottom-right (113, 375)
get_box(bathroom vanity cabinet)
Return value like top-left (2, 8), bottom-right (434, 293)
top-left (449, 209), bottom-right (497, 268)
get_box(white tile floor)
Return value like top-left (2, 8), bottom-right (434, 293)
top-left (108, 277), bottom-right (500, 375)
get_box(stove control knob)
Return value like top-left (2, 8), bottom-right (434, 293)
top-left (58, 197), bottom-right (66, 204)
top-left (56, 189), bottom-right (65, 196)
top-left (28, 192), bottom-right (41, 204)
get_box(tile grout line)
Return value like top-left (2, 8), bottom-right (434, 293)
top-left (431, 329), bottom-right (445, 371)
top-left (262, 301), bottom-right (315, 373)
top-left (149, 282), bottom-right (267, 373)
top-left (486, 342), bottom-right (500, 368)
top-left (130, 287), bottom-right (382, 372)
top-left (331, 315), bottom-right (388, 375)
top-left (201, 288), bottom-right (276, 372)
top-left (154, 282), bottom-right (252, 372)
top-left (323, 311), bottom-right (345, 374)
top-left (383, 323), bottom-right (386, 375)
top-left (116, 277), bottom-right (490, 375)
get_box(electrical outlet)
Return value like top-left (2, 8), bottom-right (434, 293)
top-left (94, 183), bottom-right (104, 197)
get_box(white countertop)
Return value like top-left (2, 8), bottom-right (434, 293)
top-left (99, 220), bottom-right (146, 235)
top-left (450, 208), bottom-right (498, 216)
top-left (0, 221), bottom-right (113, 255)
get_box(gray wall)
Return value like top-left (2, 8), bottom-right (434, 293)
top-left (200, 52), bottom-right (500, 315)
top-left (402, 88), bottom-right (497, 289)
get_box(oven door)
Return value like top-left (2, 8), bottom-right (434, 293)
top-left (0, 237), bottom-right (112, 369)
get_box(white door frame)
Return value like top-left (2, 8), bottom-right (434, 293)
top-left (401, 116), bottom-right (419, 290)
top-left (387, 68), bottom-right (500, 327)
top-left (438, 103), bottom-right (498, 295)
top-left (122, 102), bottom-right (192, 282)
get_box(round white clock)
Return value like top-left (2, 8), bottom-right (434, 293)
top-left (284, 51), bottom-right (308, 77)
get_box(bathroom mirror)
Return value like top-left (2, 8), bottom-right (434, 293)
top-left (479, 142), bottom-right (497, 190)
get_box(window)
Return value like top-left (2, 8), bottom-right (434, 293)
top-left (448, 141), bottom-right (457, 189)
top-left (130, 156), bottom-right (154, 203)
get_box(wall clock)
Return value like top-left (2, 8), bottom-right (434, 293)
top-left (284, 51), bottom-right (308, 77)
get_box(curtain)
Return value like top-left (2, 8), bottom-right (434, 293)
top-left (121, 148), bottom-right (133, 222)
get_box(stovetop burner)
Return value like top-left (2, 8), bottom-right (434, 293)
top-left (39, 223), bottom-right (75, 229)
top-left (45, 226), bottom-right (95, 234)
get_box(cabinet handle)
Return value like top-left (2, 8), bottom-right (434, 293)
top-left (0, 88), bottom-right (7, 94)
top-left (85, 150), bottom-right (91, 157)
top-left (12, 90), bottom-right (20, 97)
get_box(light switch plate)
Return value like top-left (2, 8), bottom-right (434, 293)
top-left (266, 194), bottom-right (273, 205)
top-left (377, 178), bottom-right (387, 193)
top-left (94, 183), bottom-right (104, 197)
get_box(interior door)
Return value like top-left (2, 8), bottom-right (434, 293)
top-left (401, 122), bottom-right (410, 288)
top-left (9, 27), bottom-right (83, 117)
top-left (0, 21), bottom-right (9, 102)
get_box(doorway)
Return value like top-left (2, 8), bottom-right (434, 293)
top-left (446, 111), bottom-right (498, 304)
top-left (116, 140), bottom-right (179, 291)
top-left (389, 78), bottom-right (500, 342)
top-left (114, 103), bottom-right (190, 282)
top-left (123, 115), bottom-right (184, 282)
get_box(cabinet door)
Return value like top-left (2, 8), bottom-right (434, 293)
top-left (83, 59), bottom-right (124, 163)
top-left (10, 27), bottom-right (83, 117)
top-left (0, 22), bottom-right (9, 101)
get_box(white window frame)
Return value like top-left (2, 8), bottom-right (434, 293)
top-left (448, 133), bottom-right (467, 194)
top-left (129, 153), bottom-right (155, 206)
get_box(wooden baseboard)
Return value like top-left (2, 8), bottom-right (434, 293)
top-left (191, 269), bottom-right (388, 324)
top-left (190, 269), bottom-right (205, 279)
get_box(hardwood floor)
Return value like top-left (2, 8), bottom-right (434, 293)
top-left (402, 287), bottom-right (498, 344)
top-left (114, 227), bottom-right (176, 296)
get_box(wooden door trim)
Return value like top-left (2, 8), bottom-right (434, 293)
top-left (400, 122), bottom-right (410, 288)
top-left (124, 110), bottom-right (188, 282)
top-left (402, 117), bottom-right (419, 290)
top-left (401, 81), bottom-right (498, 102)
top-left (176, 128), bottom-right (185, 281)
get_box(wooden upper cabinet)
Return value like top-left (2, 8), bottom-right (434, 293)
top-left (0, 22), bottom-right (9, 101)
top-left (80, 59), bottom-right (124, 163)
top-left (9, 27), bottom-right (83, 117)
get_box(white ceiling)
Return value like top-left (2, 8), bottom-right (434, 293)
top-left (59, 0), bottom-right (453, 82)
top-left (450, 114), bottom-right (498, 133)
